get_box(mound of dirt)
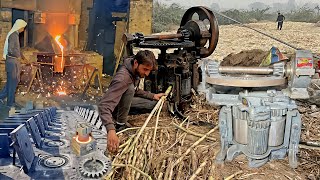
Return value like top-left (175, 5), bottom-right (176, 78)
top-left (220, 49), bottom-right (269, 66)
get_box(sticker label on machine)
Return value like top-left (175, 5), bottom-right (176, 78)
top-left (297, 57), bottom-right (313, 68)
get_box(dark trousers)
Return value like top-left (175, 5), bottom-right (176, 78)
top-left (112, 83), bottom-right (157, 124)
top-left (277, 21), bottom-right (283, 30)
top-left (0, 57), bottom-right (21, 106)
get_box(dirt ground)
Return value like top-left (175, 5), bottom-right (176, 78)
top-left (209, 21), bottom-right (320, 62)
top-left (2, 21), bottom-right (320, 179)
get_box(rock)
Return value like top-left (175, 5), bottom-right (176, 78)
top-left (315, 21), bottom-right (320, 27)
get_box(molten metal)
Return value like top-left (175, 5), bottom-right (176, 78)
top-left (74, 136), bottom-right (92, 144)
top-left (55, 35), bottom-right (64, 72)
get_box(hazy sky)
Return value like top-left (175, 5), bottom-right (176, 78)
top-left (158, 0), bottom-right (320, 9)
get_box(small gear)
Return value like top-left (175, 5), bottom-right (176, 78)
top-left (79, 157), bottom-right (111, 178)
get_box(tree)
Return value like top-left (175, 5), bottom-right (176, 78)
top-left (315, 5), bottom-right (320, 16)
top-left (248, 2), bottom-right (269, 10)
top-left (287, 0), bottom-right (296, 11)
top-left (210, 3), bottom-right (220, 12)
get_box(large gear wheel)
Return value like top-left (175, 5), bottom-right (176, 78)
top-left (79, 157), bottom-right (111, 178)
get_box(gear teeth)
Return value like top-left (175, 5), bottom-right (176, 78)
top-left (79, 157), bottom-right (110, 179)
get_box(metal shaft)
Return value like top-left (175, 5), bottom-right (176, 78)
top-left (219, 66), bottom-right (274, 75)
top-left (144, 33), bottom-right (183, 40)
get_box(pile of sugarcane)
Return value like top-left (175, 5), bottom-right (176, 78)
top-left (104, 86), bottom-right (220, 180)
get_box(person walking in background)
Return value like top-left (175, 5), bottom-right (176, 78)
top-left (0, 19), bottom-right (27, 107)
top-left (276, 12), bottom-right (285, 30)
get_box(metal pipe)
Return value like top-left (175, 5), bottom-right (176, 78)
top-left (218, 66), bottom-right (274, 75)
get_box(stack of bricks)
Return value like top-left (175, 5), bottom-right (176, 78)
top-left (0, 8), bottom-right (12, 84)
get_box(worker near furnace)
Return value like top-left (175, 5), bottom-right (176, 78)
top-left (0, 19), bottom-right (27, 107)
top-left (98, 50), bottom-right (165, 153)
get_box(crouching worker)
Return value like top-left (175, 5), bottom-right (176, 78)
top-left (98, 50), bottom-right (165, 153)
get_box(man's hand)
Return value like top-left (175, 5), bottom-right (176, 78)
top-left (107, 129), bottom-right (119, 153)
top-left (153, 93), bottom-right (166, 101)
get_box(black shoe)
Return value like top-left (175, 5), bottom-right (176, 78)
top-left (115, 122), bottom-right (133, 132)
top-left (115, 123), bottom-right (127, 132)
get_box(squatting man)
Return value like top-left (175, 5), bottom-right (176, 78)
top-left (98, 50), bottom-right (165, 153)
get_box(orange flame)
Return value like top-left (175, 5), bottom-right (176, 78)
top-left (57, 91), bottom-right (67, 96)
top-left (55, 35), bottom-right (64, 70)
top-left (56, 80), bottom-right (66, 96)
top-left (74, 136), bottom-right (92, 144)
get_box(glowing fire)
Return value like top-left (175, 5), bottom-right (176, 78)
top-left (57, 91), bottom-right (67, 96)
top-left (74, 136), bottom-right (92, 144)
top-left (56, 81), bottom-right (67, 96)
top-left (55, 35), bottom-right (64, 70)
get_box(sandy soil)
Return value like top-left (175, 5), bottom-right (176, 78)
top-left (210, 21), bottom-right (320, 61)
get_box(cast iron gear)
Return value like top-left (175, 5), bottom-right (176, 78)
top-left (79, 157), bottom-right (111, 178)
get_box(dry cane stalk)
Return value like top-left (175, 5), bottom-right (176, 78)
top-left (134, 133), bottom-right (152, 178)
top-left (117, 126), bottom-right (172, 135)
top-left (176, 147), bottom-right (183, 180)
top-left (112, 164), bottom-right (152, 180)
top-left (189, 157), bottom-right (209, 180)
top-left (152, 99), bottom-right (165, 150)
top-left (157, 159), bottom-right (167, 180)
top-left (129, 86), bottom-right (172, 151)
top-left (164, 157), bottom-right (173, 180)
top-left (191, 149), bottom-right (198, 172)
top-left (145, 142), bottom-right (152, 174)
top-left (225, 170), bottom-right (243, 180)
top-left (169, 126), bottom-right (218, 176)
top-left (173, 123), bottom-right (216, 141)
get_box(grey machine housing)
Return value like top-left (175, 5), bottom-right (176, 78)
top-left (197, 50), bottom-right (315, 168)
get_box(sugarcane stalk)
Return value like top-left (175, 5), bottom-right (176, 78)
top-left (153, 99), bottom-right (165, 146)
top-left (225, 170), bottom-right (243, 180)
top-left (189, 157), bottom-right (209, 180)
top-left (176, 147), bottom-right (183, 180)
top-left (112, 164), bottom-right (152, 180)
top-left (164, 157), bottom-right (173, 179)
top-left (191, 149), bottom-right (198, 172)
top-left (173, 123), bottom-right (216, 141)
top-left (157, 159), bottom-right (167, 180)
top-left (169, 126), bottom-right (218, 176)
top-left (117, 126), bottom-right (172, 135)
top-left (128, 86), bottom-right (172, 151)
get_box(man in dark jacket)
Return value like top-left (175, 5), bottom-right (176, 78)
top-left (276, 12), bottom-right (285, 30)
top-left (99, 50), bottom-right (165, 153)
